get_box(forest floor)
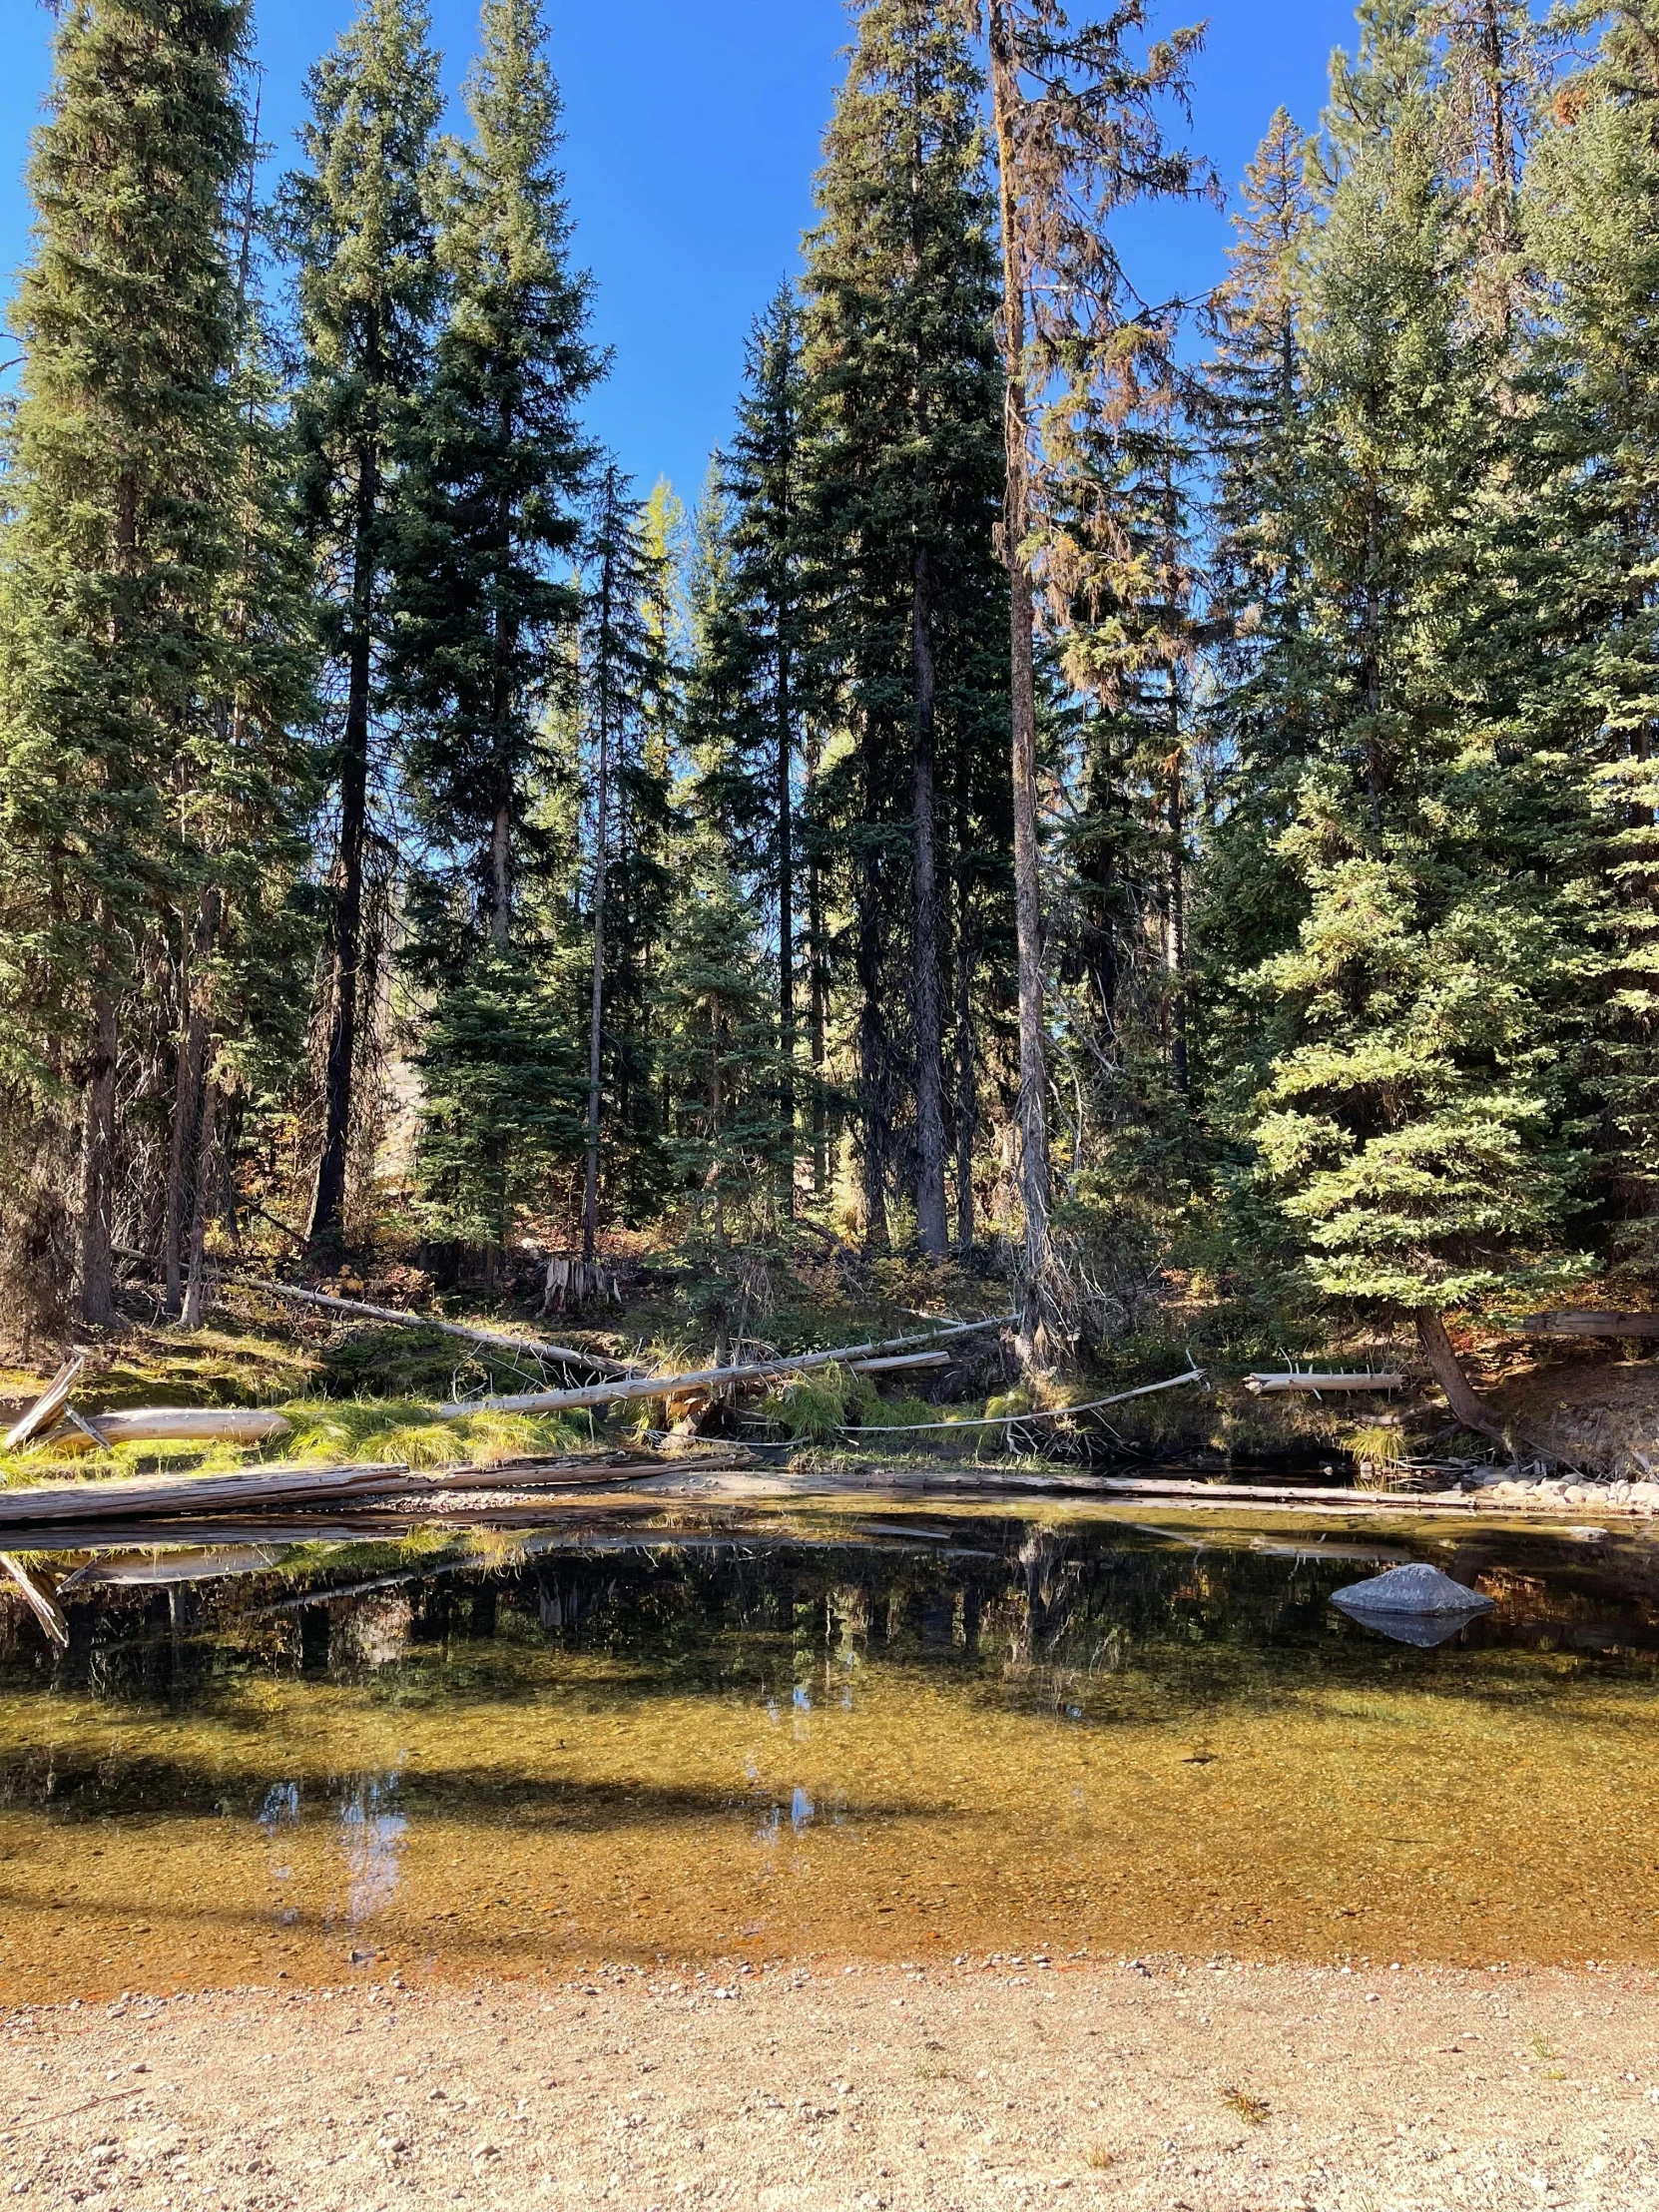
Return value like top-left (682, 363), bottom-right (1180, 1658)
top-left (4, 1956), bottom-right (1655, 2210)
top-left (8, 1262), bottom-right (1659, 1486)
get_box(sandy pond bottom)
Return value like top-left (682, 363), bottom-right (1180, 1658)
top-left (8, 1504), bottom-right (1659, 2207)
top-left (4, 1500), bottom-right (1659, 1999)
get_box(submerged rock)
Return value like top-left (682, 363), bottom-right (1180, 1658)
top-left (1331, 1562), bottom-right (1495, 1618)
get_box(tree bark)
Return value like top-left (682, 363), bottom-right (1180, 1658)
top-left (855, 841), bottom-right (890, 1256)
top-left (1414, 1308), bottom-right (1506, 1443)
top-left (953, 877), bottom-right (978, 1255)
top-left (180, 1078), bottom-right (220, 1329)
top-left (987, 6), bottom-right (1053, 1361)
top-left (583, 521), bottom-right (615, 1271)
top-left (776, 603), bottom-right (796, 1219)
top-left (911, 544), bottom-right (948, 1256)
top-left (306, 419), bottom-right (380, 1258)
top-left (807, 742), bottom-right (829, 1203)
top-left (164, 885), bottom-right (223, 1316)
top-left (79, 976), bottom-right (118, 1329)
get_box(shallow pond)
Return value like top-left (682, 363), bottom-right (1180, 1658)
top-left (3, 1501), bottom-right (1659, 2000)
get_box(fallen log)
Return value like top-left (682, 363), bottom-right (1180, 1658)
top-left (849, 1353), bottom-right (952, 1377)
top-left (5, 1357), bottom-right (87, 1453)
top-left (0, 1460), bottom-right (414, 1530)
top-left (0, 1553), bottom-right (70, 1646)
top-left (217, 1273), bottom-right (634, 1377)
top-left (1514, 1312), bottom-right (1659, 1340)
top-left (0, 1449), bottom-right (747, 1532)
top-left (433, 1312), bottom-right (1015, 1421)
top-left (840, 1366), bottom-right (1207, 1435)
top-left (1244, 1373), bottom-right (1404, 1395)
top-left (62, 1407), bottom-right (293, 1447)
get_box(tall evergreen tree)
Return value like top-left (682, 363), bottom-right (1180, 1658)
top-left (278, 0), bottom-right (443, 1257)
top-left (978, 0), bottom-right (1209, 1351)
top-left (690, 287), bottom-right (812, 1219)
top-left (393, 0), bottom-right (600, 959)
top-left (1231, 2), bottom-right (1593, 1430)
top-left (0, 0), bottom-right (254, 1329)
top-left (579, 463), bottom-right (673, 1263)
top-left (804, 0), bottom-right (1008, 1257)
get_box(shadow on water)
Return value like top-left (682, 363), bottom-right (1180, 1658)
top-left (6, 1501), bottom-right (1659, 1992)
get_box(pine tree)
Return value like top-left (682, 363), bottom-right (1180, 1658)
top-left (278, 0), bottom-right (443, 1257)
top-left (690, 286), bottom-right (813, 1219)
top-left (393, 0), bottom-right (600, 958)
top-left (656, 826), bottom-right (786, 1250)
top-left (0, 0), bottom-right (254, 1329)
top-left (579, 463), bottom-right (674, 1262)
top-left (1232, 1), bottom-right (1593, 1430)
top-left (1515, 5), bottom-right (1659, 1273)
top-left (978, 0), bottom-right (1209, 1353)
top-left (803, 0), bottom-right (1008, 1257)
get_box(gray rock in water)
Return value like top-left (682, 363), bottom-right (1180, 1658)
top-left (1331, 1562), bottom-right (1494, 1617)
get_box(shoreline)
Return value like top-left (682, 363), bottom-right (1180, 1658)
top-left (5, 1954), bottom-right (1657, 2208)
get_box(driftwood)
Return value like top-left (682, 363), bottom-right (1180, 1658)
top-left (219, 1273), bottom-right (632, 1377)
top-left (4, 1357), bottom-right (87, 1453)
top-left (850, 1352), bottom-right (952, 1377)
top-left (433, 1312), bottom-right (1016, 1421)
top-left (61, 1407), bottom-right (293, 1447)
top-left (1516, 1312), bottom-right (1659, 1340)
top-left (1244, 1373), bottom-right (1404, 1395)
top-left (0, 1554), bottom-right (69, 1646)
top-left (0, 1449), bottom-right (748, 1532)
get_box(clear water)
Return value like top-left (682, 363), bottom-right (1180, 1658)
top-left (3, 1501), bottom-right (1658, 2001)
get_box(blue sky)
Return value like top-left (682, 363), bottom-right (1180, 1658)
top-left (1, 0), bottom-right (1362, 508)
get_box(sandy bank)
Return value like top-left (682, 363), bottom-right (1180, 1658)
top-left (5, 1956), bottom-right (1657, 2209)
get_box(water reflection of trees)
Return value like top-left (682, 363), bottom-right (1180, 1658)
top-left (9, 1516), bottom-right (1659, 1761)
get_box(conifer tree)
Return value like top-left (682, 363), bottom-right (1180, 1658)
top-left (279, 0), bottom-right (443, 1257)
top-left (0, 0), bottom-right (254, 1328)
top-left (977, 0), bottom-right (1209, 1351)
top-left (1235, 2), bottom-right (1592, 1430)
top-left (579, 463), bottom-right (673, 1263)
top-left (657, 826), bottom-right (785, 1249)
top-left (393, 0), bottom-right (599, 959)
top-left (691, 287), bottom-right (812, 1218)
top-left (804, 0), bottom-right (1007, 1257)
top-left (1516, 4), bottom-right (1659, 1271)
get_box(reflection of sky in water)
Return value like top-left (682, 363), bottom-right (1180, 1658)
top-left (338, 1774), bottom-right (406, 1926)
top-left (792, 1786), bottom-right (815, 1830)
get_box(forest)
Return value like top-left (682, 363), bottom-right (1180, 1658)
top-left (3, 0), bottom-right (1657, 1436)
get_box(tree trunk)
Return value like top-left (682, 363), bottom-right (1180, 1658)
top-left (489, 802), bottom-right (511, 948)
top-left (954, 881), bottom-right (978, 1256)
top-left (1414, 1308), bottom-right (1506, 1444)
top-left (1165, 734), bottom-right (1188, 1095)
top-left (855, 845), bottom-right (890, 1257)
top-left (806, 736), bottom-right (829, 1202)
top-left (584, 535), bottom-right (614, 1271)
top-left (987, 7), bottom-right (1053, 1361)
top-left (911, 545), bottom-right (948, 1257)
top-left (776, 610), bottom-right (796, 1219)
top-left (306, 427), bottom-right (379, 1258)
top-left (79, 976), bottom-right (118, 1329)
top-left (181, 1078), bottom-right (220, 1329)
top-left (164, 885), bottom-right (223, 1317)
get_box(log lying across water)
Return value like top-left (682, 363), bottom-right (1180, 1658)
top-left (0, 1449), bottom-right (742, 1533)
top-left (433, 1313), bottom-right (1014, 1422)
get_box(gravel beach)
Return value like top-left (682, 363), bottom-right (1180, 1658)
top-left (5, 1954), bottom-right (1657, 2209)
